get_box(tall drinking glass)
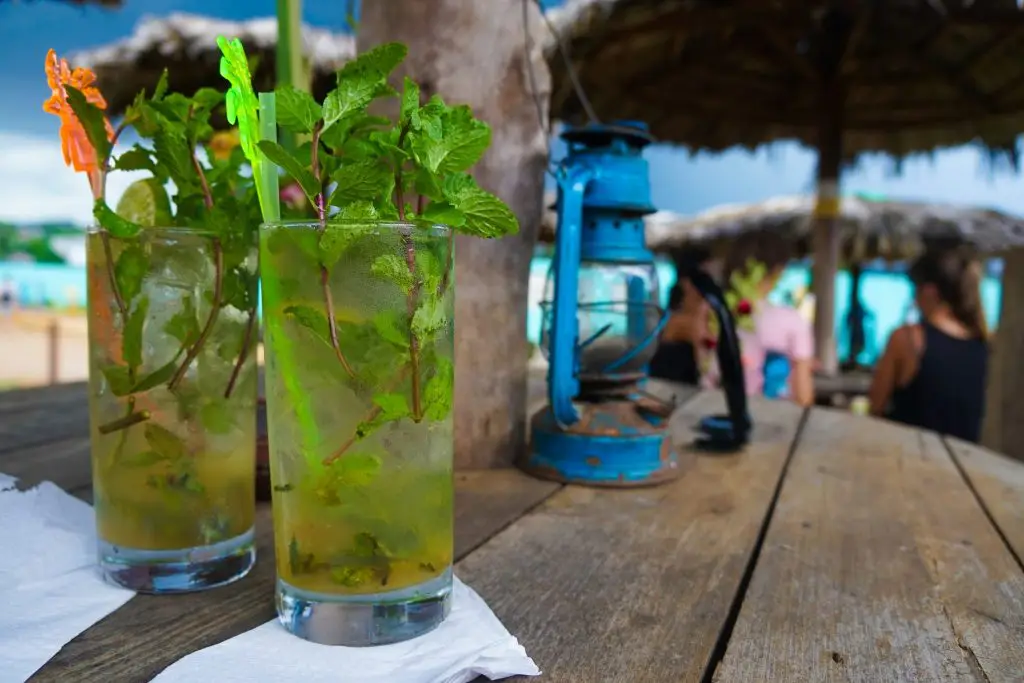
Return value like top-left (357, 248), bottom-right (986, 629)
top-left (260, 220), bottom-right (455, 646)
top-left (86, 227), bottom-right (259, 593)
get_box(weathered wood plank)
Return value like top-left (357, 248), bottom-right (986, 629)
top-left (0, 384), bottom-right (89, 454)
top-left (28, 469), bottom-right (560, 683)
top-left (0, 381), bottom-right (86, 415)
top-left (945, 436), bottom-right (1024, 566)
top-left (715, 409), bottom-right (1024, 682)
top-left (1, 436), bottom-right (91, 495)
top-left (455, 392), bottom-right (806, 683)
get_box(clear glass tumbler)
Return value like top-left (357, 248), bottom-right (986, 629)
top-left (260, 219), bottom-right (455, 646)
top-left (86, 226), bottom-right (259, 593)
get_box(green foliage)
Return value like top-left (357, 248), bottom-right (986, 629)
top-left (87, 40), bottom-right (262, 487)
top-left (259, 39), bottom-right (512, 506)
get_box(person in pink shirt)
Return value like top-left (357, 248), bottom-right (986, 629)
top-left (700, 232), bottom-right (815, 406)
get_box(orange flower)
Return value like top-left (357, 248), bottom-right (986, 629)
top-left (42, 49), bottom-right (114, 182)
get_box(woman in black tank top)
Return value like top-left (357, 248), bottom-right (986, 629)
top-left (868, 246), bottom-right (990, 443)
top-left (649, 248), bottom-right (714, 386)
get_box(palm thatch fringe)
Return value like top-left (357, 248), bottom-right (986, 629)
top-left (71, 13), bottom-right (354, 118)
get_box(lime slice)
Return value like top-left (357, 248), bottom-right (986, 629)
top-left (116, 178), bottom-right (173, 227)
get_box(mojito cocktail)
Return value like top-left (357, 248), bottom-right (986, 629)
top-left (261, 220), bottom-right (454, 645)
top-left (87, 228), bottom-right (258, 592)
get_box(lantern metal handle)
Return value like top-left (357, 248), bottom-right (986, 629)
top-left (548, 163), bottom-right (596, 428)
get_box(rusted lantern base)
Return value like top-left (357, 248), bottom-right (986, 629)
top-left (519, 399), bottom-right (681, 488)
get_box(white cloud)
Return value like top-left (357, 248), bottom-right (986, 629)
top-left (0, 132), bottom-right (148, 225)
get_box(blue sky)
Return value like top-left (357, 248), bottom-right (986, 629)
top-left (1, 0), bottom-right (1022, 224)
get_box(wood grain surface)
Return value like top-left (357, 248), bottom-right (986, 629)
top-left (27, 469), bottom-right (561, 683)
top-left (715, 408), bottom-right (1024, 682)
top-left (0, 382), bottom-right (89, 455)
top-left (455, 392), bottom-right (806, 683)
top-left (945, 436), bottom-right (1024, 567)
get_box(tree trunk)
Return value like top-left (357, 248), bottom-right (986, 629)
top-left (982, 248), bottom-right (1024, 461)
top-left (358, 0), bottom-right (551, 469)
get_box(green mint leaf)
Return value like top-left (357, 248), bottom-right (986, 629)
top-left (120, 450), bottom-right (169, 467)
top-left (412, 167), bottom-right (444, 202)
top-left (257, 140), bottom-right (321, 204)
top-left (164, 295), bottom-right (199, 345)
top-left (132, 358), bottom-right (179, 393)
top-left (146, 95), bottom-right (190, 124)
top-left (114, 245), bottom-right (148, 304)
top-left (339, 42), bottom-right (408, 84)
top-left (424, 355), bottom-right (454, 421)
top-left (374, 392), bottom-right (411, 422)
top-left (101, 365), bottom-right (133, 397)
top-left (399, 76), bottom-right (420, 127)
top-left (323, 42), bottom-right (408, 132)
top-left (372, 311), bottom-right (409, 348)
top-left (63, 85), bottom-right (112, 166)
top-left (122, 296), bottom-right (149, 369)
top-left (370, 254), bottom-right (414, 294)
top-left (192, 87), bottom-right (225, 112)
top-left (152, 129), bottom-right (196, 188)
top-left (319, 204), bottom-right (378, 268)
top-left (144, 423), bottom-right (188, 461)
top-left (419, 201), bottom-right (466, 227)
top-left (334, 452), bottom-right (382, 487)
top-left (200, 400), bottom-right (235, 434)
top-left (328, 161), bottom-right (394, 207)
top-left (442, 174), bottom-right (519, 238)
top-left (409, 105), bottom-right (490, 174)
top-left (222, 266), bottom-right (254, 311)
top-left (114, 147), bottom-right (156, 173)
top-left (283, 305), bottom-right (332, 348)
top-left (412, 294), bottom-right (449, 339)
top-left (152, 69), bottom-right (170, 101)
top-left (276, 85), bottom-right (323, 134)
top-left (415, 247), bottom-right (445, 294)
top-left (94, 200), bottom-right (141, 239)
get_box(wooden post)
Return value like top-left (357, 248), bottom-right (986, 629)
top-left (982, 247), bottom-right (1024, 461)
top-left (811, 78), bottom-right (843, 376)
top-left (358, 0), bottom-right (551, 469)
top-left (48, 319), bottom-right (59, 385)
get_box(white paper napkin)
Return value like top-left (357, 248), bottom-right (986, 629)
top-left (0, 474), bottom-right (134, 683)
top-left (152, 576), bottom-right (540, 683)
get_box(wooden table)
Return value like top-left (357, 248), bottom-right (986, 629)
top-left (3, 380), bottom-right (1024, 682)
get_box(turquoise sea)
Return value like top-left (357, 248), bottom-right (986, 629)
top-left (2, 254), bottom-right (1003, 367)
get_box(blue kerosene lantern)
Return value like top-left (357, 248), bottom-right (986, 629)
top-left (519, 121), bottom-right (681, 486)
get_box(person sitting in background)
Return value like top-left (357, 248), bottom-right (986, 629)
top-left (868, 246), bottom-right (990, 443)
top-left (648, 247), bottom-right (715, 385)
top-left (701, 231), bottom-right (815, 407)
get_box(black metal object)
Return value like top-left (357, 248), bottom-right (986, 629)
top-left (683, 267), bottom-right (752, 452)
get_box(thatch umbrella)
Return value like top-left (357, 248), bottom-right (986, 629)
top-left (71, 12), bottom-right (353, 118)
top-left (601, 193), bottom-right (1024, 367)
top-left (543, 0), bottom-right (1024, 374)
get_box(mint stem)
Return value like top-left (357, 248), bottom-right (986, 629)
top-left (439, 229), bottom-right (454, 296)
top-left (168, 239), bottom-right (224, 390)
top-left (98, 409), bottom-right (151, 435)
top-left (223, 305), bottom-right (257, 399)
top-left (323, 367), bottom-right (410, 466)
top-left (311, 121), bottom-right (356, 379)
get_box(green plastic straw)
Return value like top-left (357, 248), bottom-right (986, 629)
top-left (257, 92), bottom-right (320, 458)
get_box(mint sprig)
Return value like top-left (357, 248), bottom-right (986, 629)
top-left (69, 57), bottom-right (261, 484)
top-left (260, 42), bottom-right (518, 483)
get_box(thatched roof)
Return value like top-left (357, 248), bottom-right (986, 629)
top-left (72, 13), bottom-right (354, 117)
top-left (538, 193), bottom-right (1024, 263)
top-left (544, 0), bottom-right (1024, 159)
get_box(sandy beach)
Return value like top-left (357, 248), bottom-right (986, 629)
top-left (0, 309), bottom-right (89, 389)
